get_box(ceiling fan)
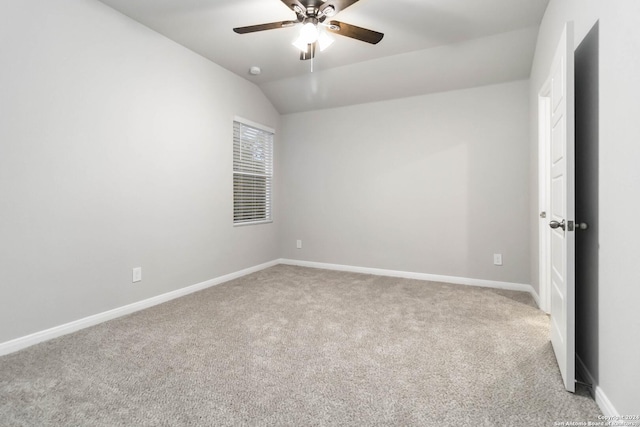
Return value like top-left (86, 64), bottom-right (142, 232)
top-left (233, 0), bottom-right (384, 60)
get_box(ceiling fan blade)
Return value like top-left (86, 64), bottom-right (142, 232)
top-left (233, 21), bottom-right (296, 34)
top-left (320, 0), bottom-right (360, 16)
top-left (326, 20), bottom-right (383, 44)
top-left (299, 43), bottom-right (316, 60)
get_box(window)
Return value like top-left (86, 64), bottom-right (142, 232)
top-left (233, 118), bottom-right (273, 225)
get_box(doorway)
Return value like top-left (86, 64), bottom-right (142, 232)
top-left (574, 21), bottom-right (600, 392)
top-left (538, 21), bottom-right (599, 394)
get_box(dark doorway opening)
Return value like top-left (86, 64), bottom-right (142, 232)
top-left (574, 21), bottom-right (599, 390)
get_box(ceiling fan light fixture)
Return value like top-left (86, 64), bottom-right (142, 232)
top-left (292, 36), bottom-right (309, 53)
top-left (318, 30), bottom-right (334, 51)
top-left (293, 25), bottom-right (333, 53)
top-left (234, 0), bottom-right (384, 61)
top-left (299, 22), bottom-right (319, 44)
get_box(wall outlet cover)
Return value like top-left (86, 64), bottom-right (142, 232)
top-left (493, 254), bottom-right (503, 266)
top-left (132, 267), bottom-right (142, 283)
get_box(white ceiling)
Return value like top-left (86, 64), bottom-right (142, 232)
top-left (97, 0), bottom-right (549, 114)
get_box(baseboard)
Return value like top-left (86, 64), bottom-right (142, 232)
top-left (0, 259), bottom-right (279, 356)
top-left (576, 354), bottom-right (619, 417)
top-left (529, 287), bottom-right (541, 308)
top-left (0, 258), bottom-right (538, 356)
top-left (278, 258), bottom-right (538, 303)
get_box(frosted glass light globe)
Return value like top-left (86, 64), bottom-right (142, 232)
top-left (300, 22), bottom-right (319, 44)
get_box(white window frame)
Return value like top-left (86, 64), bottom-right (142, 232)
top-left (233, 116), bottom-right (274, 226)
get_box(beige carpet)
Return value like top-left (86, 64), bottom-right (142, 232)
top-left (0, 265), bottom-right (601, 426)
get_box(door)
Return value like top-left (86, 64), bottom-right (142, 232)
top-left (548, 22), bottom-right (576, 393)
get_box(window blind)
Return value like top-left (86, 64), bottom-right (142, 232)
top-left (233, 120), bottom-right (273, 225)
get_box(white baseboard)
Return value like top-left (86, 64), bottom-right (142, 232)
top-left (529, 287), bottom-right (541, 308)
top-left (576, 354), bottom-right (619, 417)
top-left (0, 258), bottom-right (538, 356)
top-left (1, 257), bottom-right (622, 418)
top-left (278, 258), bottom-right (538, 304)
top-left (0, 259), bottom-right (279, 356)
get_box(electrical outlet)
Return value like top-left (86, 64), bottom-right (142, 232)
top-left (132, 267), bottom-right (142, 283)
top-left (296, 239), bottom-right (302, 249)
top-left (493, 254), bottom-right (503, 266)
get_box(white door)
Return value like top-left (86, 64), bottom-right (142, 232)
top-left (548, 22), bottom-right (576, 393)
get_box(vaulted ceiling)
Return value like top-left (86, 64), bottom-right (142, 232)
top-left (97, 0), bottom-right (549, 113)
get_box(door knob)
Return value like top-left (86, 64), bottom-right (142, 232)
top-left (549, 220), bottom-right (565, 230)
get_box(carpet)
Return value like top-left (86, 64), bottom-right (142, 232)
top-left (0, 265), bottom-right (601, 426)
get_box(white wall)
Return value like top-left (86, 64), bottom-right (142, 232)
top-left (529, 0), bottom-right (640, 414)
top-left (0, 0), bottom-right (279, 344)
top-left (279, 81), bottom-right (530, 285)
